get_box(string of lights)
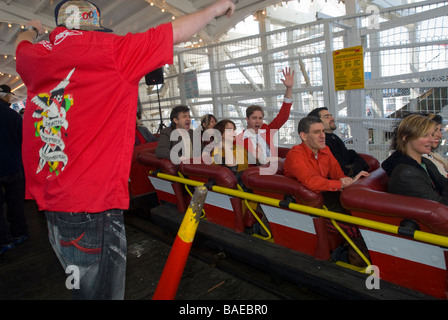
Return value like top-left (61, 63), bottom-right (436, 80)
top-left (1, 0), bottom-right (347, 94)
top-left (145, 0), bottom-right (181, 21)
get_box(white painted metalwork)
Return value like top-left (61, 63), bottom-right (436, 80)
top-left (140, 0), bottom-right (448, 162)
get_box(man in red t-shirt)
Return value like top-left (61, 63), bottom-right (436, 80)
top-left (15, 0), bottom-right (235, 300)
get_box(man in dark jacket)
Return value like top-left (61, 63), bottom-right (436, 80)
top-left (155, 105), bottom-right (194, 163)
top-left (0, 85), bottom-right (28, 254)
top-left (308, 107), bottom-right (369, 177)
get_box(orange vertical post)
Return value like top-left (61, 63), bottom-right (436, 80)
top-left (152, 185), bottom-right (208, 300)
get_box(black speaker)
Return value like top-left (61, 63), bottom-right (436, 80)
top-left (145, 67), bottom-right (164, 85)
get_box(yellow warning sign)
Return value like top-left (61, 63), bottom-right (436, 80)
top-left (333, 46), bottom-right (365, 91)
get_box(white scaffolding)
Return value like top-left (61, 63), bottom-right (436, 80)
top-left (139, 0), bottom-right (448, 162)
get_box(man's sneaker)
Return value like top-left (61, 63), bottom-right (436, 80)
top-left (0, 243), bottom-right (15, 255)
top-left (12, 234), bottom-right (29, 245)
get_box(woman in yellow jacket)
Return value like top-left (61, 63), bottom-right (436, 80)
top-left (212, 119), bottom-right (249, 173)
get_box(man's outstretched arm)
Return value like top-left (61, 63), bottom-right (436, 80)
top-left (15, 20), bottom-right (44, 48)
top-left (172, 0), bottom-right (235, 45)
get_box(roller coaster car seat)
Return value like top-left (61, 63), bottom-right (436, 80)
top-left (179, 162), bottom-right (246, 232)
top-left (340, 168), bottom-right (448, 237)
top-left (242, 159), bottom-right (323, 208)
top-left (129, 142), bottom-right (158, 198)
top-left (137, 151), bottom-right (188, 213)
top-left (241, 160), bottom-right (343, 260)
top-left (359, 153), bottom-right (380, 172)
top-left (341, 168), bottom-right (448, 299)
top-left (277, 146), bottom-right (291, 159)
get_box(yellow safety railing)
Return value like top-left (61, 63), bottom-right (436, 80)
top-left (322, 203), bottom-right (371, 270)
top-left (175, 171), bottom-right (271, 239)
top-left (331, 219), bottom-right (371, 270)
top-left (236, 184), bottom-right (272, 241)
top-left (150, 171), bottom-right (448, 249)
top-left (177, 171), bottom-right (207, 219)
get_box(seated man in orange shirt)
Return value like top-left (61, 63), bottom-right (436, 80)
top-left (284, 116), bottom-right (369, 213)
top-left (285, 116), bottom-right (370, 266)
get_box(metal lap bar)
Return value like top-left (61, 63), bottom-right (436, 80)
top-left (330, 218), bottom-right (371, 269)
top-left (150, 171), bottom-right (448, 248)
top-left (236, 184), bottom-right (272, 241)
top-left (177, 171), bottom-right (207, 219)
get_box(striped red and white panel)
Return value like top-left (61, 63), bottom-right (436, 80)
top-left (360, 229), bottom-right (448, 299)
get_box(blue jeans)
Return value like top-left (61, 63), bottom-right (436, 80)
top-left (45, 210), bottom-right (127, 300)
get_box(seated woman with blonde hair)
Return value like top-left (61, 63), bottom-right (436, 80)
top-left (382, 114), bottom-right (448, 205)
